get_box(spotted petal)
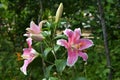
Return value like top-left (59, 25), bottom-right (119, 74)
top-left (57, 39), bottom-right (68, 48)
top-left (63, 29), bottom-right (73, 42)
top-left (78, 39), bottom-right (93, 50)
top-left (78, 51), bottom-right (88, 61)
top-left (67, 49), bottom-right (78, 67)
top-left (72, 28), bottom-right (81, 41)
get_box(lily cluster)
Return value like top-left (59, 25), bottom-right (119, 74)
top-left (20, 3), bottom-right (93, 75)
top-left (20, 21), bottom-right (45, 75)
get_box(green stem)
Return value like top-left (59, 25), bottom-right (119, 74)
top-left (51, 50), bottom-right (57, 60)
top-left (84, 62), bottom-right (87, 78)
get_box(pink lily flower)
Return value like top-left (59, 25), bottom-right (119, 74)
top-left (20, 38), bottom-right (39, 75)
top-left (57, 28), bottom-right (93, 67)
top-left (24, 21), bottom-right (46, 41)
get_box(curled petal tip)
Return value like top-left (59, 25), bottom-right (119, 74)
top-left (20, 67), bottom-right (27, 75)
top-left (88, 40), bottom-right (94, 47)
top-left (78, 52), bottom-right (88, 61)
top-left (63, 29), bottom-right (73, 38)
top-left (57, 39), bottom-right (68, 48)
top-left (39, 20), bottom-right (47, 26)
top-left (23, 34), bottom-right (29, 36)
top-left (67, 63), bottom-right (74, 67)
top-left (30, 21), bottom-right (34, 24)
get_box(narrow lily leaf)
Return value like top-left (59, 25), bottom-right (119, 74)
top-left (54, 34), bottom-right (67, 40)
top-left (45, 65), bottom-right (54, 78)
top-left (54, 45), bottom-right (60, 52)
top-left (42, 31), bottom-right (51, 37)
top-left (46, 22), bottom-right (51, 28)
top-left (55, 59), bottom-right (66, 74)
top-left (43, 47), bottom-right (52, 59)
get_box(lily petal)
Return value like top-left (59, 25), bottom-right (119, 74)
top-left (30, 21), bottom-right (40, 34)
top-left (78, 52), bottom-right (88, 61)
top-left (39, 20), bottom-right (47, 30)
top-left (21, 48), bottom-right (38, 75)
top-left (26, 38), bottom-right (32, 48)
top-left (20, 59), bottom-right (31, 75)
top-left (22, 48), bottom-right (38, 59)
top-left (67, 49), bottom-right (78, 67)
top-left (22, 48), bottom-right (31, 58)
top-left (72, 28), bottom-right (81, 41)
top-left (63, 29), bottom-right (73, 39)
top-left (78, 39), bottom-right (93, 50)
top-left (57, 39), bottom-right (68, 48)
top-left (25, 21), bottom-right (45, 41)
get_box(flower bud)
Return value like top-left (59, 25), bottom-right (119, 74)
top-left (55, 3), bottom-right (63, 23)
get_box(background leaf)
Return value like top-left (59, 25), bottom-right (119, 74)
top-left (74, 77), bottom-right (87, 80)
top-left (55, 59), bottom-right (66, 74)
top-left (43, 47), bottom-right (52, 59)
top-left (45, 65), bottom-right (54, 78)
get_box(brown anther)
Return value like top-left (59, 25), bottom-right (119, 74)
top-left (16, 52), bottom-right (23, 61)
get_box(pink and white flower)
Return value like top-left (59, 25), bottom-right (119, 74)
top-left (20, 38), bottom-right (39, 75)
top-left (24, 21), bottom-right (46, 41)
top-left (57, 28), bottom-right (93, 67)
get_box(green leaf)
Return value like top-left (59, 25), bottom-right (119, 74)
top-left (45, 65), bottom-right (54, 78)
top-left (107, 0), bottom-right (114, 3)
top-left (74, 77), bottom-right (87, 80)
top-left (0, 1), bottom-right (8, 10)
top-left (42, 31), bottom-right (51, 37)
top-left (54, 45), bottom-right (60, 52)
top-left (55, 59), bottom-right (66, 74)
top-left (54, 34), bottom-right (67, 40)
top-left (46, 22), bottom-right (51, 28)
top-left (43, 47), bottom-right (52, 59)
top-left (103, 69), bottom-right (110, 75)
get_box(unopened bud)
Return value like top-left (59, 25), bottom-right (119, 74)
top-left (55, 3), bottom-right (63, 23)
top-left (39, 20), bottom-right (47, 30)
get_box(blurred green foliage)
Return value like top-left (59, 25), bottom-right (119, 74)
top-left (0, 0), bottom-right (120, 80)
